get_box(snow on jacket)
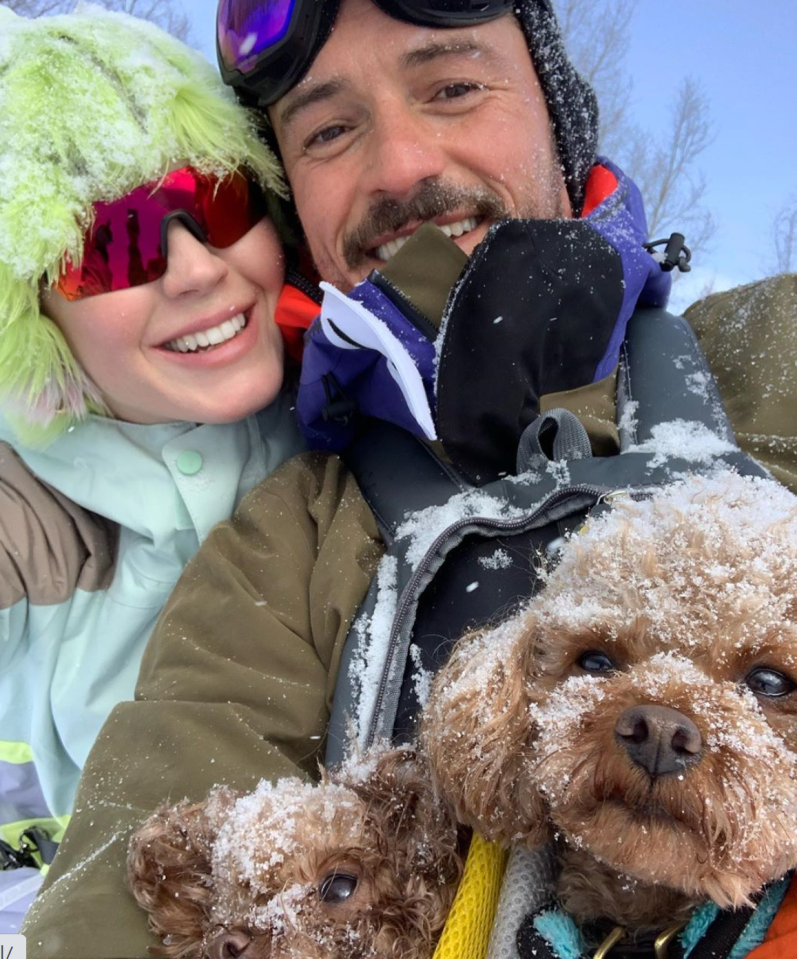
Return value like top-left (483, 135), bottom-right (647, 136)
top-left (686, 272), bottom-right (797, 495)
top-left (0, 392), bottom-right (306, 926)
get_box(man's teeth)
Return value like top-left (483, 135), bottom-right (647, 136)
top-left (165, 312), bottom-right (246, 353)
top-left (374, 217), bottom-right (480, 261)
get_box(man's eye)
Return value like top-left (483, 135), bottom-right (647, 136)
top-left (745, 667), bottom-right (796, 698)
top-left (307, 124), bottom-right (348, 148)
top-left (577, 650), bottom-right (616, 673)
top-left (433, 82), bottom-right (484, 101)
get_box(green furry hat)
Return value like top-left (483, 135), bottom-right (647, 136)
top-left (0, 3), bottom-right (285, 445)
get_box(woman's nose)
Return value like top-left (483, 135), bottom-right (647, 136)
top-left (161, 218), bottom-right (228, 298)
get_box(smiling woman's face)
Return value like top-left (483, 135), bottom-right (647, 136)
top-left (41, 217), bottom-right (286, 425)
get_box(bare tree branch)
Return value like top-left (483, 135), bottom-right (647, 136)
top-left (624, 78), bottom-right (716, 250)
top-left (553, 0), bottom-right (635, 159)
top-left (1, 0), bottom-right (191, 42)
top-left (2, 0), bottom-right (67, 14)
top-left (771, 198), bottom-right (797, 274)
top-left (554, 0), bottom-right (716, 256)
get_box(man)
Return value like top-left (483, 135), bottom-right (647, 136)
top-left (218, 0), bottom-right (595, 292)
top-left (265, 0), bottom-right (573, 289)
top-left (20, 1), bottom-right (796, 956)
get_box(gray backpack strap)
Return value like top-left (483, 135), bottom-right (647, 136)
top-left (486, 844), bottom-right (558, 959)
top-left (327, 424), bottom-right (467, 764)
top-left (620, 308), bottom-right (735, 448)
top-left (343, 421), bottom-right (468, 545)
top-left (516, 409), bottom-right (592, 473)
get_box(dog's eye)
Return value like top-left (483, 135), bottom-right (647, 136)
top-left (577, 650), bottom-right (615, 673)
top-left (746, 667), bottom-right (796, 698)
top-left (319, 872), bottom-right (359, 904)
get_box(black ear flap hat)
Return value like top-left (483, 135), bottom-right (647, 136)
top-left (516, 0), bottom-right (600, 216)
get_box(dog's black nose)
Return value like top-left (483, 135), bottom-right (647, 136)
top-left (615, 704), bottom-right (702, 777)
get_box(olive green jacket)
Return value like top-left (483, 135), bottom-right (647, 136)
top-left (22, 452), bottom-right (384, 958)
top-left (686, 273), bottom-right (797, 494)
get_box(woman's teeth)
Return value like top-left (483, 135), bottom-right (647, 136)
top-left (374, 217), bottom-right (480, 261)
top-left (165, 312), bottom-right (246, 353)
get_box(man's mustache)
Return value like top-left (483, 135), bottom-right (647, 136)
top-left (342, 181), bottom-right (508, 271)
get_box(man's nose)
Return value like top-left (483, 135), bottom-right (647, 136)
top-left (161, 219), bottom-right (228, 298)
top-left (364, 101), bottom-right (448, 200)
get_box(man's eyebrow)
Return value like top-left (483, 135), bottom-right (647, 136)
top-left (277, 79), bottom-right (346, 133)
top-left (401, 38), bottom-right (499, 70)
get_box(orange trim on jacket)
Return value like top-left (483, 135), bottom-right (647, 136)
top-left (275, 283), bottom-right (319, 361)
top-left (747, 875), bottom-right (797, 959)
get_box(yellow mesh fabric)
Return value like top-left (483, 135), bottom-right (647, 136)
top-left (432, 833), bottom-right (509, 959)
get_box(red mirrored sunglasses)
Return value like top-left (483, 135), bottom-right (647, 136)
top-left (52, 166), bottom-right (268, 301)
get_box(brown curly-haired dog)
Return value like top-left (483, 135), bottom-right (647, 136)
top-left (127, 746), bottom-right (462, 959)
top-left (423, 471), bottom-right (797, 934)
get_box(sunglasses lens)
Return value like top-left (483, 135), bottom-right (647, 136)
top-left (202, 172), bottom-right (268, 248)
top-left (217, 0), bottom-right (299, 74)
top-left (55, 196), bottom-right (169, 300)
top-left (52, 168), bottom-right (266, 300)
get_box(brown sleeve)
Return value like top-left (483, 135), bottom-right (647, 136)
top-left (0, 442), bottom-right (116, 611)
top-left (686, 273), bottom-right (797, 493)
top-left (22, 452), bottom-right (384, 958)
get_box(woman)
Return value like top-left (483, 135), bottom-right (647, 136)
top-left (0, 6), bottom-right (313, 928)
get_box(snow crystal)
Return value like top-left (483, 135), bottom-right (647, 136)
top-left (397, 490), bottom-right (527, 570)
top-left (617, 398), bottom-right (639, 439)
top-left (627, 419), bottom-right (735, 468)
top-left (685, 370), bottom-right (711, 400)
top-left (478, 548), bottom-right (513, 570)
top-left (348, 556), bottom-right (398, 737)
top-left (410, 643), bottom-right (433, 708)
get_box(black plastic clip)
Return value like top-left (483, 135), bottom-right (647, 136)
top-left (321, 372), bottom-right (358, 425)
top-left (644, 233), bottom-right (692, 273)
top-left (0, 836), bottom-right (38, 870)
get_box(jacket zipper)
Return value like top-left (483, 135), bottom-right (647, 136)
top-left (365, 483), bottom-right (652, 747)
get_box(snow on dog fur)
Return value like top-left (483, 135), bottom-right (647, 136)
top-left (127, 745), bottom-right (461, 959)
top-left (423, 471), bottom-right (797, 930)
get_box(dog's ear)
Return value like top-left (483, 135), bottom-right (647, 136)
top-left (126, 789), bottom-right (236, 958)
top-left (421, 614), bottom-right (549, 846)
top-left (341, 746), bottom-right (460, 877)
top-left (337, 747), bottom-right (463, 959)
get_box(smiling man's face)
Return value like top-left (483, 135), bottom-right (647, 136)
top-left (270, 0), bottom-right (571, 290)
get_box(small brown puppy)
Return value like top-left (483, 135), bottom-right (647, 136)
top-left (423, 472), bottom-right (797, 934)
top-left (127, 747), bottom-right (461, 959)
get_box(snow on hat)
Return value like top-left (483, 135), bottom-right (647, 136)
top-left (515, 0), bottom-right (599, 216)
top-left (0, 3), bottom-right (285, 445)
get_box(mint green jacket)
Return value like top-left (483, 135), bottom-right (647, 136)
top-left (0, 395), bottom-right (305, 877)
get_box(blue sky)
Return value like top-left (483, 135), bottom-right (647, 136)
top-left (187, 1), bottom-right (797, 310)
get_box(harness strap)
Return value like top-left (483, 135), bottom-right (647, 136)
top-left (621, 308), bottom-right (734, 446)
top-left (517, 409), bottom-right (592, 473)
top-left (343, 422), bottom-right (468, 545)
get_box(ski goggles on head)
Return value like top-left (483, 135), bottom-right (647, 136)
top-left (52, 166), bottom-right (268, 301)
top-left (217, 0), bottom-right (549, 106)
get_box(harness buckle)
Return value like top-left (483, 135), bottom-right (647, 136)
top-left (593, 926), bottom-right (625, 959)
top-left (654, 921), bottom-right (687, 959)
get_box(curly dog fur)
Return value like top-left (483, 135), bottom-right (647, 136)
top-left (423, 472), bottom-right (797, 932)
top-left (127, 746), bottom-right (462, 958)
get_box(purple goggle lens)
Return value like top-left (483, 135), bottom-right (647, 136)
top-left (217, 0), bottom-right (298, 74)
